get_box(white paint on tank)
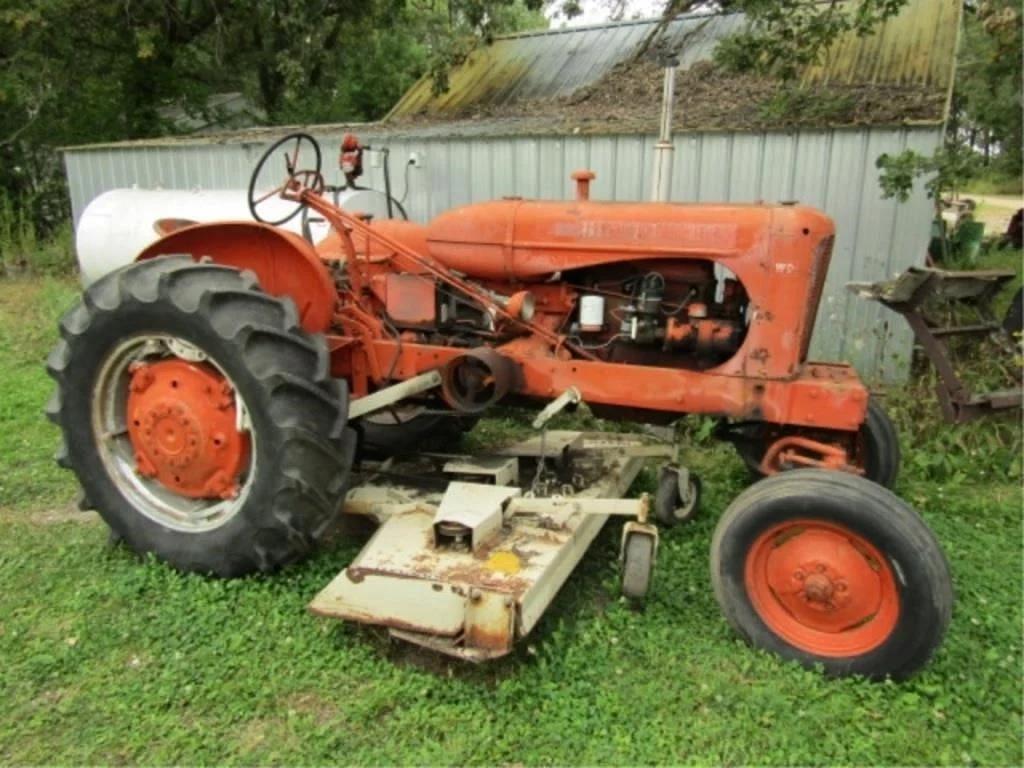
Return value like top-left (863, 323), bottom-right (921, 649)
top-left (75, 187), bottom-right (391, 286)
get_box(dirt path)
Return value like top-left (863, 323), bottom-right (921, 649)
top-left (0, 504), bottom-right (99, 526)
top-left (961, 193), bottom-right (1023, 235)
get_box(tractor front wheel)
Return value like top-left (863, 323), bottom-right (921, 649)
top-left (710, 470), bottom-right (952, 679)
top-left (46, 256), bottom-right (355, 577)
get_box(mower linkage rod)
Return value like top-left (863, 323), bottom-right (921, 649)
top-left (298, 188), bottom-right (598, 361)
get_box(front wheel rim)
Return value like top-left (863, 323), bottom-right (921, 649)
top-left (744, 519), bottom-right (900, 657)
top-left (91, 334), bottom-right (257, 533)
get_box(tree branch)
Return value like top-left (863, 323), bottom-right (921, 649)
top-left (0, 110), bottom-right (41, 148)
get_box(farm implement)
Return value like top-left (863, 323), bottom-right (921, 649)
top-left (48, 133), bottom-right (952, 678)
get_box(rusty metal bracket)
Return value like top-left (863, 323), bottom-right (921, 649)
top-left (849, 267), bottom-right (1022, 423)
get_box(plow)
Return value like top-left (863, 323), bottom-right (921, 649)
top-left (48, 133), bottom-right (952, 679)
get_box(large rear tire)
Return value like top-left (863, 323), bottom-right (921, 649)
top-left (710, 470), bottom-right (952, 679)
top-left (46, 256), bottom-right (355, 577)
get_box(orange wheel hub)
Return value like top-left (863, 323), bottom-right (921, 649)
top-left (126, 359), bottom-right (249, 499)
top-left (744, 519), bottom-right (899, 657)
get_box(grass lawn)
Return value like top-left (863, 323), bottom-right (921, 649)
top-left (0, 266), bottom-right (1021, 766)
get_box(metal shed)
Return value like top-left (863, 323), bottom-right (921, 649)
top-left (62, 0), bottom-right (961, 380)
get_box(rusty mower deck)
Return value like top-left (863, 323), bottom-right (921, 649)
top-left (309, 431), bottom-right (670, 661)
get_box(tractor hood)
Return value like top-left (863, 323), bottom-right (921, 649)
top-left (425, 199), bottom-right (830, 281)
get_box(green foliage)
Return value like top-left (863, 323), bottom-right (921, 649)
top-left (977, 246), bottom-right (1023, 319)
top-left (0, 0), bottom-right (549, 235)
top-left (875, 145), bottom-right (980, 205)
top-left (880, 2), bottom-right (1024, 208)
top-left (963, 167), bottom-right (1023, 197)
top-left (714, 0), bottom-right (908, 79)
top-left (412, 0), bottom-right (548, 96)
top-left (756, 86), bottom-right (856, 126)
top-left (0, 195), bottom-right (75, 276)
top-left (224, 1), bottom-right (416, 123)
top-left (0, 274), bottom-right (1021, 764)
top-left (952, 1), bottom-right (1023, 177)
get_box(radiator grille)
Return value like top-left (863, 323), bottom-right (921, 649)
top-left (800, 235), bottom-right (835, 361)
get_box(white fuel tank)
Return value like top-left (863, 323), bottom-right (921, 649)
top-left (76, 187), bottom-right (393, 286)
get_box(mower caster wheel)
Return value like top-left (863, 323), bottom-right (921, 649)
top-left (621, 524), bottom-right (658, 602)
top-left (654, 465), bottom-right (701, 527)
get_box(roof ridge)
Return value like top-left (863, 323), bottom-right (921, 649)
top-left (494, 9), bottom-right (725, 41)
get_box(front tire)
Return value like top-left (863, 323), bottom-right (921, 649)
top-left (710, 470), bottom-right (952, 679)
top-left (46, 257), bottom-right (355, 577)
top-left (858, 399), bottom-right (900, 488)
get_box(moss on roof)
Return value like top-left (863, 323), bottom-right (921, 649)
top-left (389, 0), bottom-right (960, 130)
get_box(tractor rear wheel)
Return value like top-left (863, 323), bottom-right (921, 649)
top-left (732, 399), bottom-right (900, 488)
top-left (710, 470), bottom-right (952, 679)
top-left (46, 256), bottom-right (355, 577)
top-left (358, 405), bottom-right (478, 458)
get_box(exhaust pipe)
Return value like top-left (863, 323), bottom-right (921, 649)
top-left (650, 53), bottom-right (679, 203)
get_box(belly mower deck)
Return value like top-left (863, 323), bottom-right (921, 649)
top-left (309, 431), bottom-right (672, 661)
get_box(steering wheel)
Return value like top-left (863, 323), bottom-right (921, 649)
top-left (247, 133), bottom-right (324, 226)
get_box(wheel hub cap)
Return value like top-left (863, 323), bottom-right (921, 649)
top-left (744, 520), bottom-right (900, 657)
top-left (127, 359), bottom-right (249, 499)
top-left (802, 571), bottom-right (835, 604)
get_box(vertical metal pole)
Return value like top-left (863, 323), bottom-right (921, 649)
top-left (651, 56), bottom-right (679, 203)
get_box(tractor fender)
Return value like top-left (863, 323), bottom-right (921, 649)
top-left (136, 221), bottom-right (336, 333)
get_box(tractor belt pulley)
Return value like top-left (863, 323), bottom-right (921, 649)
top-left (440, 348), bottom-right (518, 414)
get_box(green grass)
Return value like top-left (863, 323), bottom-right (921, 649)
top-left (963, 171), bottom-right (1023, 197)
top-left (0, 278), bottom-right (82, 509)
top-left (976, 246), bottom-right (1023, 319)
top-left (0, 197), bottom-right (76, 278)
top-left (0, 273), bottom-right (1021, 765)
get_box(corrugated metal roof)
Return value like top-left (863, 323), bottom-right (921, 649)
top-left (389, 0), bottom-right (960, 118)
top-left (61, 0), bottom-right (959, 152)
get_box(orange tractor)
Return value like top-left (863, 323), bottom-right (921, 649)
top-left (48, 134), bottom-right (951, 678)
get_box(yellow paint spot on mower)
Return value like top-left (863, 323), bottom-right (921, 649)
top-left (486, 551), bottom-right (521, 575)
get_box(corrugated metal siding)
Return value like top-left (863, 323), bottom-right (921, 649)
top-left (64, 125), bottom-right (941, 380)
top-left (390, 0), bottom-right (959, 118)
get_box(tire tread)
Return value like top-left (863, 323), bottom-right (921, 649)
top-left (46, 256), bottom-right (354, 577)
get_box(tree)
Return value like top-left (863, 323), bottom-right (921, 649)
top-left (951, 0), bottom-right (1022, 176)
top-left (0, 0), bottom-right (549, 234)
top-left (2, 0), bottom-right (983, 240)
top-left (412, 0), bottom-right (548, 95)
top-left (876, 0), bottom-right (1022, 220)
top-left (219, 0), bottom-right (409, 123)
top-left (712, 0), bottom-right (908, 79)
